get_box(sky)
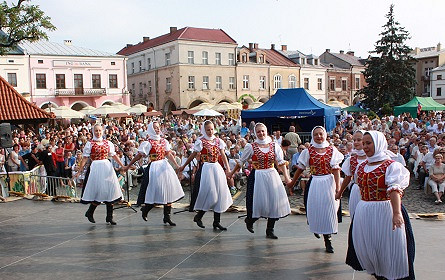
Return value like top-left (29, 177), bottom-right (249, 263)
top-left (30, 0), bottom-right (444, 58)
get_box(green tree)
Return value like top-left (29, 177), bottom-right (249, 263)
top-left (357, 4), bottom-right (416, 114)
top-left (0, 0), bottom-right (56, 55)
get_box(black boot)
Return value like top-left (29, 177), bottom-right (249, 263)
top-left (244, 217), bottom-right (256, 233)
top-left (314, 233), bottom-right (321, 239)
top-left (141, 204), bottom-right (154, 221)
top-left (85, 203), bottom-right (97, 223)
top-left (213, 212), bottom-right (227, 230)
top-left (323, 234), bottom-right (334, 253)
top-left (266, 218), bottom-right (278, 239)
top-left (163, 205), bottom-right (176, 226)
top-left (106, 203), bottom-right (116, 225)
top-left (193, 210), bottom-right (205, 228)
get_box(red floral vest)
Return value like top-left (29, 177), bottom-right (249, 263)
top-left (200, 138), bottom-right (220, 163)
top-left (90, 140), bottom-right (110, 161)
top-left (251, 142), bottom-right (275, 169)
top-left (350, 154), bottom-right (359, 174)
top-left (308, 145), bottom-right (333, 175)
top-left (148, 139), bottom-right (166, 161)
top-left (357, 160), bottom-right (394, 201)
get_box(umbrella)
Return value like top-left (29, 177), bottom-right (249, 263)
top-left (79, 105), bottom-right (96, 114)
top-left (328, 100), bottom-right (348, 109)
top-left (45, 106), bottom-right (85, 119)
top-left (126, 104), bottom-right (148, 114)
top-left (344, 105), bottom-right (368, 112)
top-left (212, 102), bottom-right (237, 112)
top-left (193, 109), bottom-right (223, 116)
top-left (111, 102), bottom-right (131, 111)
top-left (230, 102), bottom-right (243, 110)
top-left (192, 102), bottom-right (214, 110)
top-left (248, 101), bottom-right (264, 109)
top-left (90, 105), bottom-right (127, 115)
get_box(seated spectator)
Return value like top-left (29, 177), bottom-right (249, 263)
top-left (428, 153), bottom-right (445, 204)
top-left (389, 145), bottom-right (406, 167)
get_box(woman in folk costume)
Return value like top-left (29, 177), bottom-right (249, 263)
top-left (346, 131), bottom-right (415, 280)
top-left (179, 120), bottom-right (232, 230)
top-left (229, 123), bottom-right (291, 239)
top-left (287, 126), bottom-right (344, 253)
top-left (124, 121), bottom-right (184, 226)
top-left (78, 124), bottom-right (125, 225)
top-left (335, 130), bottom-right (367, 218)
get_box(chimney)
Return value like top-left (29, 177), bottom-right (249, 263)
top-left (347, 51), bottom-right (355, 56)
top-left (126, 44), bottom-right (133, 48)
top-left (170, 26), bottom-right (177, 34)
top-left (438, 43), bottom-right (442, 51)
top-left (339, 50), bottom-right (344, 54)
top-left (326, 49), bottom-right (330, 53)
top-left (64, 40), bottom-right (72, 46)
top-left (143, 37), bottom-right (150, 42)
top-left (254, 43), bottom-right (258, 49)
top-left (281, 45), bottom-right (287, 51)
top-left (249, 43), bottom-right (254, 52)
top-left (271, 44), bottom-right (275, 50)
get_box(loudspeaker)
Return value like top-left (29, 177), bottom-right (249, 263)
top-left (0, 123), bottom-right (13, 148)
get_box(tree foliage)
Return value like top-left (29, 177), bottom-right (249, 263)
top-left (357, 4), bottom-right (416, 114)
top-left (0, 0), bottom-right (56, 54)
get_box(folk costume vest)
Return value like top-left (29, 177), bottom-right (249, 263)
top-left (200, 138), bottom-right (221, 163)
top-left (251, 142), bottom-right (275, 169)
top-left (357, 160), bottom-right (395, 201)
top-left (90, 140), bottom-right (110, 161)
top-left (308, 145), bottom-right (333, 175)
top-left (148, 139), bottom-right (166, 161)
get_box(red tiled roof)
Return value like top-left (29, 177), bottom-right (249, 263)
top-left (262, 49), bottom-right (298, 67)
top-left (117, 27), bottom-right (237, 56)
top-left (0, 75), bottom-right (53, 122)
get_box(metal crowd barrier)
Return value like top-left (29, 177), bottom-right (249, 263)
top-left (298, 132), bottom-right (312, 144)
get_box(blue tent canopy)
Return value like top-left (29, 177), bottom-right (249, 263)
top-left (241, 88), bottom-right (341, 132)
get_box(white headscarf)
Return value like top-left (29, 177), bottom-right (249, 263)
top-left (365, 130), bottom-right (395, 163)
top-left (254, 123), bottom-right (272, 145)
top-left (200, 120), bottom-right (215, 140)
top-left (310, 126), bottom-right (330, 148)
top-left (147, 121), bottom-right (161, 141)
top-left (352, 130), bottom-right (366, 156)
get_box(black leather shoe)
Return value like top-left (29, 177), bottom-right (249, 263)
top-left (314, 233), bottom-right (321, 239)
top-left (163, 217), bottom-right (176, 226)
top-left (266, 229), bottom-right (278, 239)
top-left (213, 222), bottom-right (227, 231)
top-left (245, 218), bottom-right (254, 233)
top-left (193, 215), bottom-right (205, 228)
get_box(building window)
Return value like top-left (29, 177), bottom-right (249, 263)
top-left (317, 78), bottom-right (323, 90)
top-left (37, 60), bottom-right (43, 64)
top-left (139, 60), bottom-right (142, 72)
top-left (229, 53), bottom-right (235, 65)
top-left (202, 76), bottom-right (209, 90)
top-left (260, 76), bottom-right (266, 90)
top-left (202, 51), bottom-right (208, 65)
top-left (166, 77), bottom-right (171, 92)
top-left (131, 62), bottom-right (134, 74)
top-left (274, 74), bottom-right (282, 89)
top-left (425, 67), bottom-right (432, 77)
top-left (131, 83), bottom-right (135, 95)
top-left (147, 58), bottom-right (151, 70)
top-left (304, 78), bottom-right (309, 90)
top-left (92, 74), bottom-right (101, 89)
top-left (7, 73), bottom-right (17, 87)
top-left (56, 74), bottom-right (65, 89)
top-left (241, 53), bottom-right (247, 63)
top-left (165, 52), bottom-right (171, 66)
top-left (215, 52), bottom-right (221, 65)
top-left (216, 76), bottom-right (222, 90)
top-left (148, 80), bottom-right (152, 93)
top-left (330, 78), bottom-right (335, 91)
top-left (188, 76), bottom-right (195, 89)
top-left (111, 61), bottom-right (115, 65)
top-left (229, 77), bottom-right (235, 90)
top-left (437, 87), bottom-right (442, 97)
top-left (314, 59), bottom-right (319, 65)
top-left (139, 82), bottom-right (143, 96)
top-left (188, 51), bottom-right (194, 64)
top-left (36, 73), bottom-right (46, 89)
top-left (438, 75), bottom-right (442, 80)
top-left (355, 77), bottom-right (360, 89)
top-left (8, 59), bottom-right (14, 63)
top-left (342, 80), bottom-right (347, 91)
top-left (289, 75), bottom-right (297, 88)
top-left (109, 74), bottom-right (118, 88)
top-left (258, 54), bottom-right (265, 64)
top-left (243, 75), bottom-right (249, 89)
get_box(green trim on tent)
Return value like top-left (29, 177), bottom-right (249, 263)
top-left (394, 97), bottom-right (445, 118)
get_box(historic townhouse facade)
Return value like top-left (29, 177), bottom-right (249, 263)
top-left (411, 43), bottom-right (445, 98)
top-left (430, 65), bottom-right (445, 103)
top-left (279, 46), bottom-right (327, 102)
top-left (320, 49), bottom-right (366, 105)
top-left (0, 40), bottom-right (128, 110)
top-left (118, 27), bottom-right (238, 112)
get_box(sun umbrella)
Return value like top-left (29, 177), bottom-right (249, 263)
top-left (248, 101), bottom-right (264, 110)
top-left (212, 102), bottom-right (237, 112)
top-left (126, 104), bottom-right (148, 114)
top-left (79, 105), bottom-right (96, 114)
top-left (193, 109), bottom-right (223, 116)
top-left (111, 102), bottom-right (131, 111)
top-left (192, 102), bottom-right (214, 110)
top-left (90, 105), bottom-right (127, 115)
top-left (230, 102), bottom-right (243, 110)
top-left (46, 106), bottom-right (85, 119)
top-left (327, 100), bottom-right (348, 109)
